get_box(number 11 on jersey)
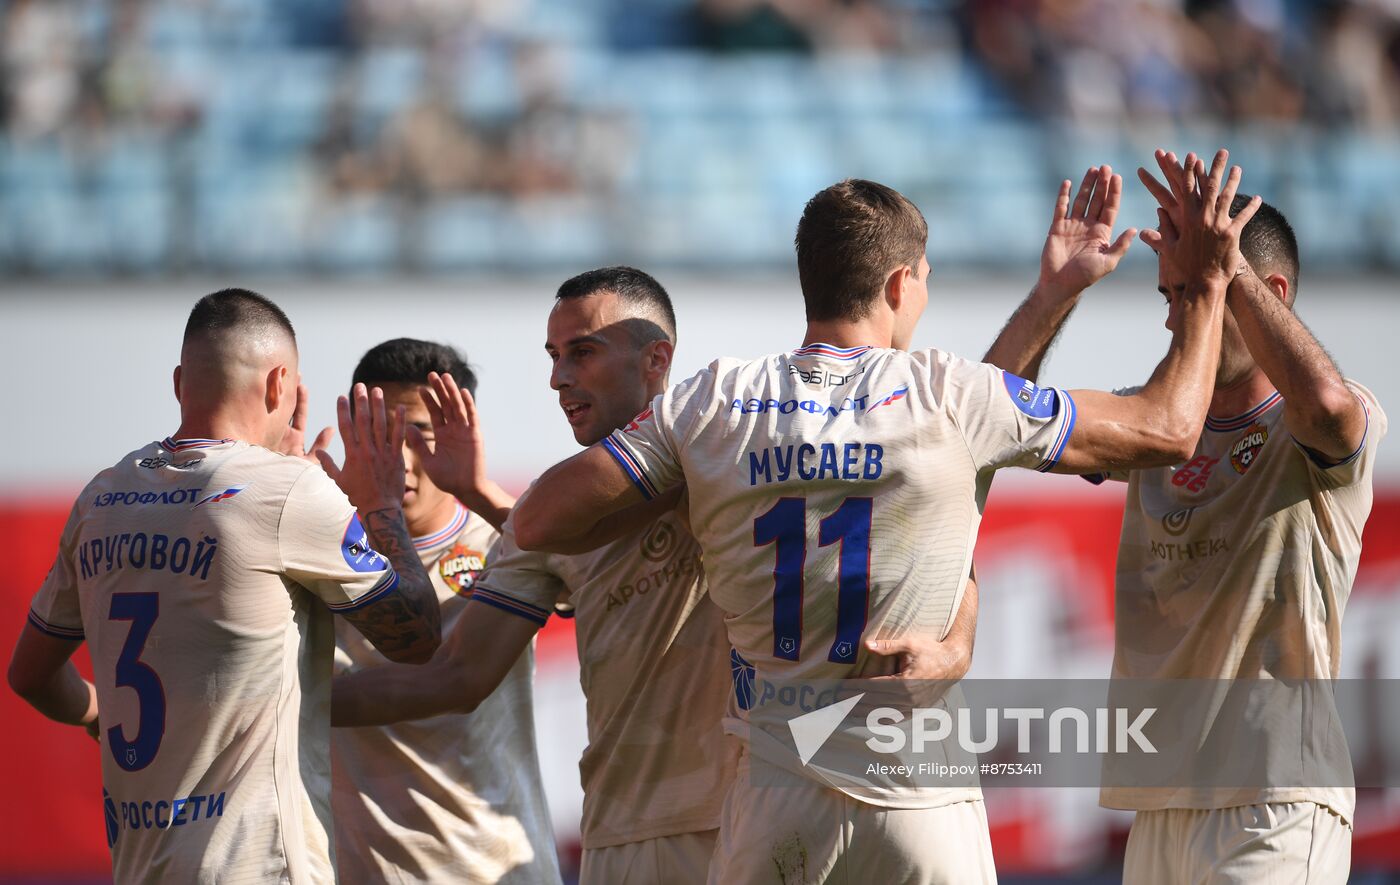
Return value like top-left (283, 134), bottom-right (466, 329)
top-left (753, 496), bottom-right (873, 664)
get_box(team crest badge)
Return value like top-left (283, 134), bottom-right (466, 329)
top-left (1229, 422), bottom-right (1269, 474)
top-left (438, 543), bottom-right (486, 596)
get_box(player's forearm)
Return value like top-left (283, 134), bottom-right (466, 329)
top-left (12, 662), bottom-right (98, 727)
top-left (1227, 272), bottom-right (1363, 456)
top-left (514, 448), bottom-right (643, 552)
top-left (332, 663), bottom-right (479, 727)
top-left (1131, 282), bottom-right (1229, 457)
top-left (360, 507), bottom-right (443, 662)
top-left (983, 285), bottom-right (1083, 381)
top-left (454, 480), bottom-right (515, 534)
top-left (942, 576), bottom-right (978, 679)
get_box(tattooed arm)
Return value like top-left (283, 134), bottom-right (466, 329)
top-left (317, 384), bottom-right (443, 665)
top-left (338, 506), bottom-right (442, 664)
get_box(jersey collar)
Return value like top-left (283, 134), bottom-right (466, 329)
top-left (1204, 391), bottom-right (1282, 433)
top-left (413, 503), bottom-right (470, 551)
top-left (160, 436), bottom-right (235, 452)
top-left (791, 343), bottom-right (873, 361)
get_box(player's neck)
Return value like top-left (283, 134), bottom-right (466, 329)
top-left (1208, 367), bottom-right (1276, 421)
top-left (408, 497), bottom-right (462, 541)
top-left (801, 318), bottom-right (893, 351)
top-left (171, 413), bottom-right (260, 446)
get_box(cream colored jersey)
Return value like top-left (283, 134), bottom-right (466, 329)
top-left (332, 504), bottom-right (560, 884)
top-left (603, 343), bottom-right (1077, 807)
top-left (1097, 382), bottom-right (1385, 821)
top-left (27, 437), bottom-right (402, 885)
top-left (475, 509), bottom-right (736, 850)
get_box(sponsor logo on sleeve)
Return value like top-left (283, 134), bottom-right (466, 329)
top-left (438, 543), bottom-right (486, 596)
top-left (341, 515), bottom-right (387, 573)
top-left (1229, 422), bottom-right (1269, 474)
top-left (1002, 373), bottom-right (1060, 419)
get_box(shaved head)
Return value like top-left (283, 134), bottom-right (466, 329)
top-left (176, 289), bottom-right (300, 448)
top-left (180, 289), bottom-right (297, 393)
top-left (555, 266), bottom-right (677, 348)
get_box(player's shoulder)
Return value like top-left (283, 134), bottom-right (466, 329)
top-left (1342, 378), bottom-right (1387, 430)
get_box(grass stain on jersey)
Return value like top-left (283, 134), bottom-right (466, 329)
top-left (772, 832), bottom-right (809, 884)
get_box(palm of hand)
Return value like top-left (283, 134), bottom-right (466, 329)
top-left (1043, 218), bottom-right (1117, 291)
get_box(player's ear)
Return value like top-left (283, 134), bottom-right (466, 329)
top-left (1265, 273), bottom-right (1290, 307)
top-left (265, 364), bottom-right (289, 414)
top-left (642, 337), bottom-right (673, 382)
top-left (172, 365), bottom-right (183, 404)
top-left (884, 264), bottom-right (909, 314)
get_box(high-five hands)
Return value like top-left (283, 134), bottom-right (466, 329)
top-left (277, 381), bottom-right (336, 462)
top-left (1038, 165), bottom-right (1138, 299)
top-left (316, 383), bottom-right (408, 515)
top-left (1138, 148), bottom-right (1261, 292)
top-left (405, 372), bottom-right (487, 502)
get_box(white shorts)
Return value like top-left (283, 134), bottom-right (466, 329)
top-left (580, 829), bottom-right (717, 885)
top-left (1124, 802), bottom-right (1351, 884)
top-left (708, 755), bottom-right (995, 884)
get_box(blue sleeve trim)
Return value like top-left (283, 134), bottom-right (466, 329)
top-left (1292, 394), bottom-right (1369, 470)
top-left (28, 610), bottom-right (84, 640)
top-left (326, 569), bottom-right (400, 613)
top-left (600, 436), bottom-right (659, 500)
top-left (469, 588), bottom-right (551, 628)
top-left (1036, 389), bottom-right (1077, 473)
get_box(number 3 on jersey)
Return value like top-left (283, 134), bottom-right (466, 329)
top-left (753, 496), bottom-right (872, 664)
top-left (108, 592), bottom-right (165, 771)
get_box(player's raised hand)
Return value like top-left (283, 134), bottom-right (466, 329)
top-left (1139, 148), bottom-right (1260, 290)
top-left (276, 381), bottom-right (335, 462)
top-left (317, 383), bottom-right (408, 514)
top-left (406, 372), bottom-right (488, 502)
top-left (1038, 165), bottom-right (1137, 300)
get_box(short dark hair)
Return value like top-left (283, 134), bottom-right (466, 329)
top-left (351, 338), bottom-right (477, 396)
top-left (184, 288), bottom-right (295, 345)
top-left (1230, 194), bottom-right (1300, 300)
top-left (555, 266), bottom-right (677, 345)
top-left (795, 179), bottom-right (928, 322)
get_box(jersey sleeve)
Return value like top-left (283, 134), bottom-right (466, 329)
top-left (278, 466), bottom-right (400, 613)
top-left (28, 501), bottom-right (86, 640)
top-left (933, 353), bottom-right (1077, 473)
top-left (600, 366), bottom-right (716, 500)
top-left (1292, 380), bottom-right (1388, 490)
top-left (469, 517), bottom-right (561, 629)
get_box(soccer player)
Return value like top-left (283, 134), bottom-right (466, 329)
top-left (329, 339), bottom-right (559, 883)
top-left (331, 268), bottom-right (737, 884)
top-left (986, 149), bottom-right (1383, 883)
top-left (510, 157), bottom-right (1251, 881)
top-left (6, 290), bottom-right (442, 884)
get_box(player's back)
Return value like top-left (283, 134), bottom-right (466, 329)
top-left (43, 438), bottom-right (384, 884)
top-left (609, 342), bottom-right (1073, 684)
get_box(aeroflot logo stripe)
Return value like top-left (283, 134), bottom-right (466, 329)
top-left (601, 436), bottom-right (659, 500)
top-left (792, 344), bottom-right (873, 361)
top-left (193, 486), bottom-right (246, 507)
top-left (866, 387), bottom-right (908, 413)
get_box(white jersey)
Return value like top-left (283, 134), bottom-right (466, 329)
top-left (475, 509), bottom-right (736, 850)
top-left (1097, 381), bottom-right (1385, 821)
top-left (28, 438), bottom-right (400, 884)
top-left (332, 504), bottom-right (560, 884)
top-left (603, 343), bottom-right (1076, 806)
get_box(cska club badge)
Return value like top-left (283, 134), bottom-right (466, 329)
top-left (1229, 422), bottom-right (1269, 474)
top-left (438, 544), bottom-right (487, 596)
